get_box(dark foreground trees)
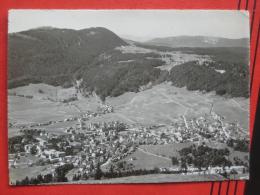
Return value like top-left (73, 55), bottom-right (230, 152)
top-left (178, 144), bottom-right (233, 169)
top-left (15, 164), bottom-right (74, 185)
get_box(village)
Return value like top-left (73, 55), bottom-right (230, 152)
top-left (8, 102), bottom-right (249, 183)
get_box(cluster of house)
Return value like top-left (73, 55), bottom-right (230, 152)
top-left (9, 109), bottom-right (249, 181)
top-left (140, 112), bottom-right (249, 145)
top-left (97, 103), bottom-right (113, 114)
top-left (10, 103), bottom-right (114, 131)
top-left (9, 121), bottom-right (137, 176)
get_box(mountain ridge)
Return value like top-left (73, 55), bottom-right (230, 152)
top-left (8, 26), bottom-right (128, 85)
top-left (8, 27), bottom-right (249, 99)
top-left (146, 36), bottom-right (249, 48)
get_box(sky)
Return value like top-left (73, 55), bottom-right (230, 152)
top-left (9, 10), bottom-right (250, 41)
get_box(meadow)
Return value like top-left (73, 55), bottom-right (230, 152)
top-left (71, 173), bottom-right (224, 184)
top-left (8, 83), bottom-right (249, 136)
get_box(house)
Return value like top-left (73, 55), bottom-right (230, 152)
top-left (8, 159), bottom-right (15, 168)
top-left (24, 144), bottom-right (33, 153)
top-left (42, 149), bottom-right (64, 160)
top-left (36, 137), bottom-right (47, 147)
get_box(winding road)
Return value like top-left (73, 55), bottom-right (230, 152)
top-left (137, 147), bottom-right (171, 161)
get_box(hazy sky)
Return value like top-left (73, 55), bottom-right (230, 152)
top-left (9, 10), bottom-right (249, 41)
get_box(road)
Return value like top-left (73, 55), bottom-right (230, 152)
top-left (231, 99), bottom-right (248, 112)
top-left (137, 147), bottom-right (172, 161)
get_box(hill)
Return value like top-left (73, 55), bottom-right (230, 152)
top-left (146, 36), bottom-right (249, 48)
top-left (168, 61), bottom-right (249, 97)
top-left (8, 27), bottom-right (127, 88)
top-left (8, 27), bottom-right (249, 99)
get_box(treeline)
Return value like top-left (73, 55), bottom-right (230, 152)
top-left (136, 44), bottom-right (249, 64)
top-left (8, 133), bottom-right (38, 154)
top-left (178, 144), bottom-right (232, 170)
top-left (79, 53), bottom-right (167, 101)
top-left (227, 138), bottom-right (249, 152)
top-left (8, 74), bottom-right (73, 89)
top-left (72, 167), bottom-right (176, 182)
top-left (8, 27), bottom-right (127, 88)
top-left (168, 61), bottom-right (249, 98)
top-left (15, 163), bottom-right (74, 185)
top-left (14, 163), bottom-right (181, 185)
top-left (9, 27), bottom-right (249, 99)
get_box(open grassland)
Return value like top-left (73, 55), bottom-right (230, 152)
top-left (118, 143), bottom-right (194, 171)
top-left (106, 83), bottom-right (249, 128)
top-left (9, 165), bottom-right (50, 184)
top-left (139, 143), bottom-right (194, 159)
top-left (213, 98), bottom-right (249, 130)
top-left (8, 96), bottom-right (80, 124)
top-left (119, 143), bottom-right (193, 170)
top-left (120, 143), bottom-right (248, 174)
top-left (8, 82), bottom-right (249, 136)
top-left (121, 148), bottom-right (173, 170)
top-left (205, 141), bottom-right (249, 164)
top-left (71, 173), bottom-right (225, 184)
top-left (8, 83), bottom-right (77, 101)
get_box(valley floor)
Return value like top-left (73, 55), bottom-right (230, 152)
top-left (7, 82), bottom-right (250, 185)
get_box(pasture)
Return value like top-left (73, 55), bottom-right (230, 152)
top-left (121, 148), bottom-right (173, 170)
top-left (9, 165), bottom-right (50, 184)
top-left (119, 143), bottom-right (193, 171)
top-left (72, 173), bottom-right (224, 184)
top-left (8, 82), bottom-right (249, 137)
top-left (106, 83), bottom-right (249, 129)
top-left (139, 143), bottom-right (194, 159)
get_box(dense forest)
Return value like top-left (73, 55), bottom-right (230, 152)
top-left (168, 60), bottom-right (249, 97)
top-left (8, 27), bottom-right (127, 86)
top-left (8, 27), bottom-right (249, 99)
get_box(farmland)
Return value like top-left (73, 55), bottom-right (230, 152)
top-left (8, 82), bottom-right (249, 137)
top-left (71, 173), bottom-right (225, 184)
top-left (7, 23), bottom-right (250, 185)
top-left (8, 82), bottom-right (249, 184)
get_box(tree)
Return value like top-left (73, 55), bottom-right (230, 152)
top-left (108, 165), bottom-right (115, 178)
top-left (73, 174), bottom-right (80, 181)
top-left (55, 164), bottom-right (74, 182)
top-left (94, 163), bottom-right (103, 180)
top-left (30, 145), bottom-right (38, 155)
top-left (180, 158), bottom-right (187, 173)
top-left (21, 176), bottom-right (30, 185)
top-left (38, 89), bottom-right (44, 94)
top-left (234, 139), bottom-right (249, 152)
top-left (216, 89), bottom-right (226, 95)
top-left (36, 174), bottom-right (43, 183)
top-left (227, 139), bottom-right (234, 147)
top-left (65, 147), bottom-right (74, 156)
top-left (171, 157), bottom-right (179, 165)
top-left (43, 174), bottom-right (53, 183)
top-left (82, 172), bottom-right (89, 180)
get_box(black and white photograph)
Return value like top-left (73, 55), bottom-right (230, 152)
top-left (8, 10), bottom-right (250, 185)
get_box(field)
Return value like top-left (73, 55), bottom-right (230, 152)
top-left (70, 173), bottom-right (225, 184)
top-left (213, 98), bottom-right (249, 130)
top-left (8, 96), bottom-right (80, 127)
top-left (7, 78), bottom-right (249, 185)
top-left (205, 141), bottom-right (249, 164)
top-left (8, 82), bottom-right (249, 137)
top-left (106, 83), bottom-right (249, 128)
top-left (116, 45), bottom-right (212, 71)
top-left (121, 148), bottom-right (173, 170)
top-left (139, 143), bottom-right (194, 159)
top-left (119, 143), bottom-right (194, 170)
top-left (9, 165), bottom-right (50, 184)
top-left (118, 142), bottom-right (248, 174)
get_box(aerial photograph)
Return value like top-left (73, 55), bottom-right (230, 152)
top-left (8, 10), bottom-right (250, 185)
